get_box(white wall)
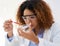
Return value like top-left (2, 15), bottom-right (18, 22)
top-left (0, 0), bottom-right (60, 46)
top-left (45, 0), bottom-right (60, 23)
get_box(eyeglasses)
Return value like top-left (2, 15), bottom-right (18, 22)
top-left (22, 14), bottom-right (36, 20)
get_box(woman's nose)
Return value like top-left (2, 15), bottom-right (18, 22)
top-left (26, 18), bottom-right (31, 24)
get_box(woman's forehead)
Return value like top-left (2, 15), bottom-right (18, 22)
top-left (23, 9), bottom-right (34, 15)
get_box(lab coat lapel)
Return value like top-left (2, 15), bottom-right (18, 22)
top-left (43, 29), bottom-right (52, 41)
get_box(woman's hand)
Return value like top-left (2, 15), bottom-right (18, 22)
top-left (3, 20), bottom-right (13, 38)
top-left (17, 24), bottom-right (39, 44)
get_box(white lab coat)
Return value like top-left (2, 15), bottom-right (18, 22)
top-left (5, 22), bottom-right (60, 46)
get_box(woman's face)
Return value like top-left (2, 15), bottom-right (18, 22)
top-left (23, 9), bottom-right (38, 29)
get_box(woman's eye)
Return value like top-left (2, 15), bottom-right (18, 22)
top-left (24, 17), bottom-right (27, 19)
top-left (30, 16), bottom-right (35, 19)
top-left (22, 16), bottom-right (27, 20)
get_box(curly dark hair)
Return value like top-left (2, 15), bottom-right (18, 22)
top-left (16, 0), bottom-right (54, 30)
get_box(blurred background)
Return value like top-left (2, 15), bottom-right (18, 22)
top-left (0, 0), bottom-right (60, 46)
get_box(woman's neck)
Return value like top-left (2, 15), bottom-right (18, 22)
top-left (34, 26), bottom-right (40, 35)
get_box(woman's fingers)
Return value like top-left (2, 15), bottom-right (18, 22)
top-left (3, 20), bottom-right (13, 32)
top-left (17, 27), bottom-right (26, 35)
top-left (17, 26), bottom-right (35, 38)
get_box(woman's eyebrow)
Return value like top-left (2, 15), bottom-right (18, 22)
top-left (23, 14), bottom-right (36, 16)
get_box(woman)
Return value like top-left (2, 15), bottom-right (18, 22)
top-left (3, 0), bottom-right (60, 46)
